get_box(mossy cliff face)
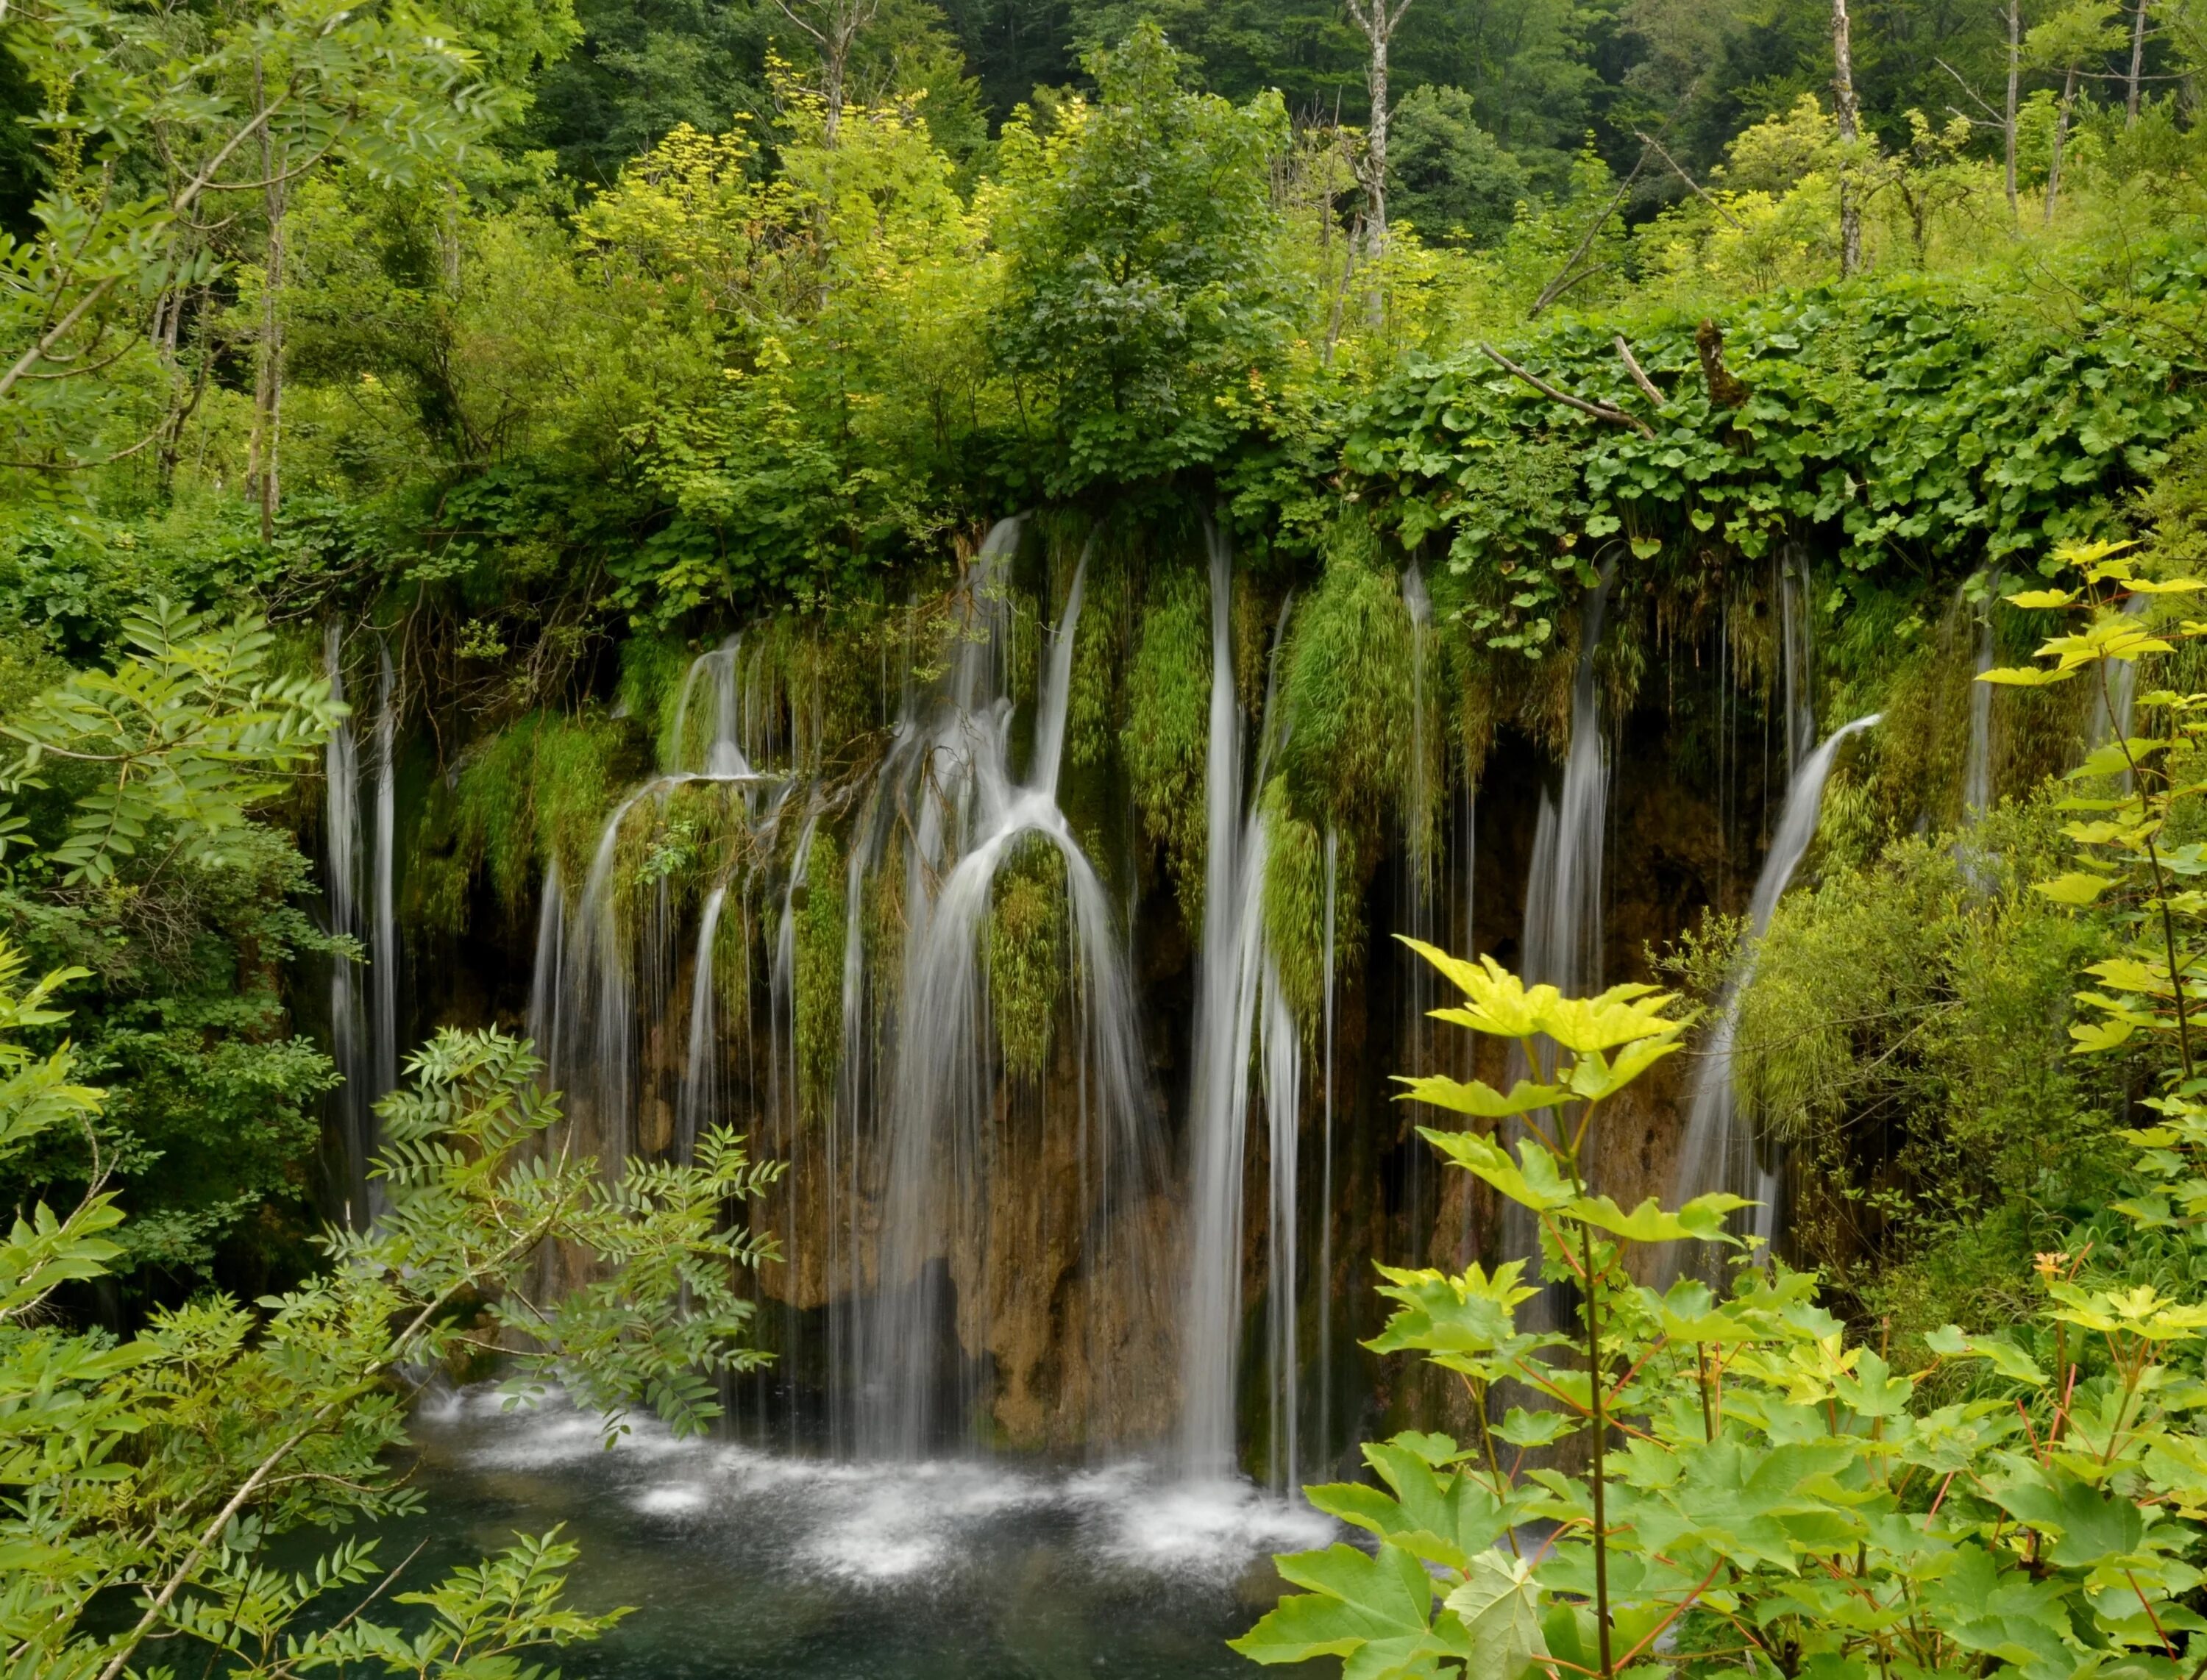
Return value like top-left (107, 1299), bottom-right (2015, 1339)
top-left (400, 510), bottom-right (2044, 1464)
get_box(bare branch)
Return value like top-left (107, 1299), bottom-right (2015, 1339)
top-left (1935, 57), bottom-right (2005, 120)
top-left (0, 277), bottom-right (118, 404)
top-left (1614, 335), bottom-right (1668, 407)
top-left (1480, 342), bottom-right (1655, 438)
top-left (1635, 131), bottom-right (1744, 229)
top-left (1529, 146), bottom-right (1646, 318)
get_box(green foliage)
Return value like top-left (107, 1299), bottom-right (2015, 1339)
top-left (1733, 797), bottom-right (2122, 1337)
top-left (0, 1003), bottom-right (781, 1680)
top-left (989, 830), bottom-right (1068, 1083)
top-left (1346, 281), bottom-right (2195, 652)
top-left (990, 24), bottom-right (1292, 494)
top-left (0, 599), bottom-right (342, 885)
top-left (1271, 519), bottom-right (1415, 858)
top-left (413, 709), bottom-right (631, 931)
top-left (1389, 85), bottom-right (1531, 249)
top-left (1123, 562), bottom-right (1212, 930)
top-left (1258, 775), bottom-right (1339, 1034)
top-left (0, 0), bottom-right (501, 467)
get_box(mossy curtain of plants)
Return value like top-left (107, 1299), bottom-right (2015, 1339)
top-left (15, 0), bottom-right (2207, 1670)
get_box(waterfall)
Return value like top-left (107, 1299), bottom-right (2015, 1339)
top-left (1174, 520), bottom-right (1276, 1480)
top-left (1172, 523), bottom-right (1315, 1487)
top-left (676, 885), bottom-right (728, 1162)
top-left (1178, 524), bottom-right (1255, 1478)
top-left (323, 627), bottom-right (371, 1221)
top-left (321, 628), bottom-right (402, 1221)
top-left (1963, 583), bottom-right (1997, 819)
top-left (669, 634), bottom-right (752, 777)
top-left (856, 522), bottom-right (1159, 1459)
top-left (1316, 826), bottom-right (1337, 1476)
top-left (1520, 571), bottom-right (1613, 1003)
top-left (1670, 715), bottom-right (1881, 1254)
top-left (530, 622), bottom-right (781, 1173)
top-left (371, 641), bottom-right (400, 1106)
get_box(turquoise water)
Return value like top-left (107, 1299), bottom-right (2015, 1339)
top-left (392, 1392), bottom-right (1335, 1679)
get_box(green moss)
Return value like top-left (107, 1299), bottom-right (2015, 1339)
top-left (620, 632), bottom-right (692, 766)
top-left (1065, 558), bottom-right (1125, 777)
top-left (795, 827), bottom-right (846, 1122)
top-left (989, 832), bottom-right (1067, 1084)
top-left (1259, 776), bottom-right (1368, 1041)
top-left (1271, 526), bottom-right (1413, 860)
top-left (1122, 566), bottom-right (1211, 930)
top-left (407, 710), bottom-right (631, 936)
top-left (713, 884), bottom-right (754, 1035)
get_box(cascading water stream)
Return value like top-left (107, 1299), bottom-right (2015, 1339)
top-left (1179, 523), bottom-right (1257, 1480)
top-left (530, 615), bottom-right (791, 1179)
top-left (1501, 572), bottom-right (1613, 1315)
top-left (1176, 527), bottom-right (1315, 1489)
top-left (1963, 581), bottom-right (1997, 820)
top-left (677, 885), bottom-right (728, 1162)
top-left (321, 628), bottom-right (404, 1222)
top-left (323, 627), bottom-right (371, 1220)
top-left (856, 524), bottom-right (1159, 1460)
top-left (1670, 714), bottom-right (1881, 1256)
top-left (1520, 571), bottom-right (1613, 1005)
top-left (372, 641), bottom-right (401, 1106)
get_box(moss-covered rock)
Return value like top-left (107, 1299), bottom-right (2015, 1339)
top-left (989, 832), bottom-right (1067, 1084)
top-left (1123, 566), bottom-right (1211, 931)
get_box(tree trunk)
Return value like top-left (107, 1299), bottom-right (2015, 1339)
top-left (2045, 64), bottom-right (2077, 221)
top-left (245, 57), bottom-right (286, 541)
top-left (1363, 20), bottom-right (1390, 324)
top-left (2127, 0), bottom-right (2150, 123)
top-left (823, 35), bottom-right (846, 143)
top-left (1831, 0), bottom-right (1862, 275)
top-left (255, 188), bottom-right (285, 541)
top-left (2004, 0), bottom-right (2022, 218)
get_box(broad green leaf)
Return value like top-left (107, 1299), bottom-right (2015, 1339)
top-left (1565, 1191), bottom-right (1749, 1245)
top-left (1977, 665), bottom-right (2075, 687)
top-left (2033, 872), bottom-right (2111, 905)
top-left (1924, 1325), bottom-right (2047, 1384)
top-left (1419, 1129), bottom-right (1576, 1211)
top-left (1442, 1551), bottom-right (1548, 1680)
top-left (1232, 1542), bottom-right (1453, 1676)
top-left (1395, 1072), bottom-right (1569, 1119)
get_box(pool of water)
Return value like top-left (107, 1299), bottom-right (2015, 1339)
top-left (386, 1390), bottom-right (1336, 1679)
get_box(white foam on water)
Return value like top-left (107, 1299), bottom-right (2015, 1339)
top-left (1074, 1470), bottom-right (1334, 1578)
top-left (416, 1390), bottom-right (1338, 1590)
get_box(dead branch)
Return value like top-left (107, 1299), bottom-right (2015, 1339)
top-left (1480, 342), bottom-right (1655, 438)
top-left (1615, 335), bottom-right (1668, 407)
top-left (1634, 131), bottom-right (1745, 230)
top-left (1529, 146), bottom-right (1648, 318)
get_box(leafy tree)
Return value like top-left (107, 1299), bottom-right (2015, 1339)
top-left (991, 23), bottom-right (1293, 493)
top-left (1389, 84), bottom-right (1531, 246)
top-left (0, 602), bottom-right (344, 1300)
top-left (0, 0), bottom-right (504, 473)
top-left (0, 599), bottom-right (341, 886)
